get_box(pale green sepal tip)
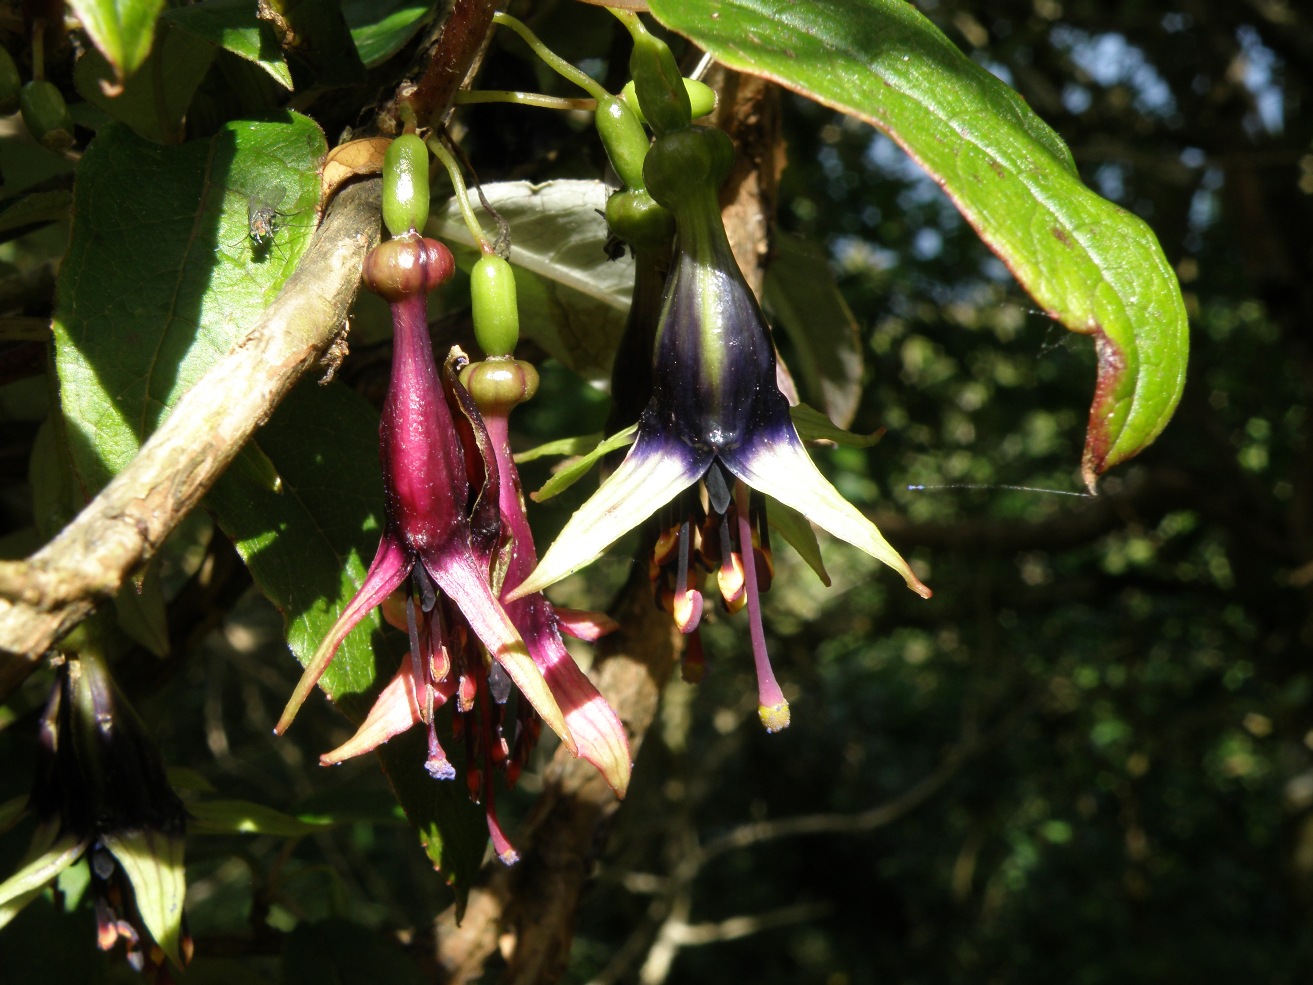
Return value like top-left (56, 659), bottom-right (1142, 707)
top-left (512, 440), bottom-right (705, 600)
top-left (728, 437), bottom-right (931, 598)
top-left (102, 828), bottom-right (187, 968)
top-left (0, 832), bottom-right (88, 929)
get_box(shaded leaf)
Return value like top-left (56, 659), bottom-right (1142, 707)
top-left (186, 799), bottom-right (335, 836)
top-left (764, 231), bottom-right (863, 429)
top-left (343, 0), bottom-right (435, 68)
top-left (0, 187), bottom-right (71, 237)
top-left (166, 0), bottom-right (294, 90)
top-left (648, 0), bottom-right (1188, 486)
top-left (73, 20), bottom-right (215, 142)
top-left (258, 0), bottom-right (367, 89)
top-left (790, 403), bottom-right (884, 448)
top-left (68, 0), bottom-right (166, 81)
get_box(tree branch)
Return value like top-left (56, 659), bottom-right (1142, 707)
top-left (0, 177), bottom-right (382, 686)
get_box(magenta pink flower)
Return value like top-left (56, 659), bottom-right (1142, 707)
top-left (276, 235), bottom-right (628, 861)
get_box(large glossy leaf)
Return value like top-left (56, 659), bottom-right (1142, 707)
top-left (648, 0), bottom-right (1188, 487)
top-left (429, 179), bottom-right (634, 386)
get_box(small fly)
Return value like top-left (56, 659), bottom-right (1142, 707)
top-left (246, 186), bottom-right (289, 257)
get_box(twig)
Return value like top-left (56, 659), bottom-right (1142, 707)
top-left (0, 178), bottom-right (382, 688)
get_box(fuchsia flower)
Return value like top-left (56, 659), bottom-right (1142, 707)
top-left (276, 235), bottom-right (629, 862)
top-left (511, 147), bottom-right (931, 732)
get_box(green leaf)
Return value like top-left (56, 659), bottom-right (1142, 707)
top-left (514, 432), bottom-right (604, 464)
top-left (112, 563), bottom-right (170, 658)
top-left (68, 0), bottom-right (166, 81)
top-left (764, 232), bottom-right (863, 429)
top-left (343, 0), bottom-right (435, 69)
top-left (529, 426), bottom-right (638, 502)
top-left (647, 0), bottom-right (1188, 487)
top-left (186, 799), bottom-right (335, 836)
top-left (0, 187), bottom-right (71, 238)
top-left (74, 21), bottom-right (215, 143)
top-left (0, 833), bottom-right (87, 929)
top-left (165, 0), bottom-right (293, 90)
top-left (53, 115), bottom-right (325, 494)
top-left (769, 497), bottom-right (830, 587)
top-left (206, 382), bottom-right (390, 708)
top-left (429, 180), bottom-right (633, 386)
top-left (101, 828), bottom-right (186, 967)
top-left (790, 403), bottom-right (883, 448)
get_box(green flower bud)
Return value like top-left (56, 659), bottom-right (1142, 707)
top-left (621, 78), bottom-right (715, 125)
top-left (20, 80), bottom-right (73, 153)
top-left (595, 94), bottom-right (649, 191)
top-left (643, 126), bottom-right (736, 210)
top-left (605, 188), bottom-right (674, 253)
top-left (470, 254), bottom-right (519, 358)
top-left (628, 31), bottom-right (691, 136)
top-left (382, 133), bottom-right (431, 237)
top-left (459, 357), bottom-right (539, 412)
top-left (0, 48), bottom-right (21, 116)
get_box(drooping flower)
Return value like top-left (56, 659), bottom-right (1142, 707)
top-left (511, 127), bottom-right (930, 732)
top-left (275, 234), bottom-right (625, 861)
top-left (0, 651), bottom-right (191, 977)
top-left (461, 356), bottom-right (631, 796)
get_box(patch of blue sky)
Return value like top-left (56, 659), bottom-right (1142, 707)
top-left (1050, 26), bottom-right (1176, 118)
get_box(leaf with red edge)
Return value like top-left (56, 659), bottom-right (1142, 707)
top-left (647, 0), bottom-right (1188, 488)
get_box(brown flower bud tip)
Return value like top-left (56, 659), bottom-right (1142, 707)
top-left (362, 235), bottom-right (455, 302)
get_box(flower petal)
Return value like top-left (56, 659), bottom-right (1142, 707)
top-left (508, 432), bottom-right (710, 601)
top-left (319, 661), bottom-right (424, 766)
top-left (519, 606), bottom-right (632, 797)
top-left (275, 532), bottom-right (412, 735)
top-left (553, 606), bottom-right (619, 641)
top-left (426, 549), bottom-right (575, 755)
top-left (723, 431), bottom-right (931, 599)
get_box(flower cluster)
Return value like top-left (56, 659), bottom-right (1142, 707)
top-left (513, 126), bottom-right (930, 731)
top-left (276, 233), bottom-right (628, 862)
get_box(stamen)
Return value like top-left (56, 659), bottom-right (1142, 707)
top-left (483, 767), bottom-right (520, 865)
top-left (735, 481), bottom-right (789, 732)
top-left (716, 512), bottom-right (746, 609)
top-left (425, 728), bottom-right (456, 779)
top-left (405, 593), bottom-right (424, 691)
top-left (673, 518), bottom-right (704, 633)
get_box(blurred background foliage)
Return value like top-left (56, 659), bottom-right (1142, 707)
top-left (1, 0), bottom-right (1310, 982)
